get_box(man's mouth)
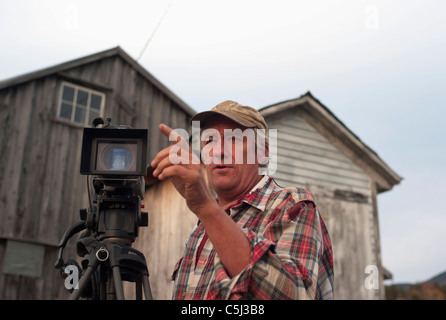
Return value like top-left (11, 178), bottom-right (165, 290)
top-left (212, 164), bottom-right (234, 171)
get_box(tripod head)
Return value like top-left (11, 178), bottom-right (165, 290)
top-left (83, 176), bottom-right (148, 245)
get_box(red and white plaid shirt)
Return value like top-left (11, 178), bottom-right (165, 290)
top-left (171, 176), bottom-right (334, 300)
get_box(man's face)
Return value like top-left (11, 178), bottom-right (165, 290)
top-left (202, 117), bottom-right (262, 199)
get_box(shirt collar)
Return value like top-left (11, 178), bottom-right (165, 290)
top-left (249, 175), bottom-right (269, 194)
top-left (225, 175), bottom-right (273, 214)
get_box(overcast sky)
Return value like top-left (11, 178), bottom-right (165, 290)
top-left (1, 0), bottom-right (445, 285)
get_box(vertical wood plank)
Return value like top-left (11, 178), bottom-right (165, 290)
top-left (0, 83), bottom-right (34, 238)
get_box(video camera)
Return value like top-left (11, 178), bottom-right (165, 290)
top-left (79, 117), bottom-right (149, 243)
top-left (55, 118), bottom-right (152, 300)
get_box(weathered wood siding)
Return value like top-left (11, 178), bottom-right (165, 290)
top-left (0, 51), bottom-right (193, 299)
top-left (266, 108), bottom-right (370, 195)
top-left (264, 108), bottom-right (382, 299)
top-left (308, 185), bottom-right (380, 299)
top-left (0, 77), bottom-right (87, 255)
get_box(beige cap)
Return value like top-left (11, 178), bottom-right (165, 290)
top-left (191, 100), bottom-right (268, 132)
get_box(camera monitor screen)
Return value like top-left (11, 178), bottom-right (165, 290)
top-left (80, 127), bottom-right (148, 176)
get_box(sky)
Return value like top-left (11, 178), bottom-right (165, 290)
top-left (1, 0), bottom-right (445, 285)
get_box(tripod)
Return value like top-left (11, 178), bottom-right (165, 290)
top-left (55, 182), bottom-right (153, 300)
top-left (69, 238), bottom-right (152, 300)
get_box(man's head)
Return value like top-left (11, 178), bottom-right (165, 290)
top-left (191, 101), bottom-right (269, 202)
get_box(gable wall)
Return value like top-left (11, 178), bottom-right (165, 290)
top-left (265, 108), bottom-right (383, 299)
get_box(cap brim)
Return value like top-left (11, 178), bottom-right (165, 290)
top-left (190, 110), bottom-right (256, 128)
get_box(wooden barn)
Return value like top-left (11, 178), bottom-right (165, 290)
top-left (0, 46), bottom-right (196, 299)
top-left (259, 93), bottom-right (402, 299)
top-left (0, 47), bottom-right (401, 300)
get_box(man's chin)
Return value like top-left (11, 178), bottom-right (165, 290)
top-left (211, 176), bottom-right (237, 192)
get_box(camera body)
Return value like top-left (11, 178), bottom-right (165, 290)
top-left (79, 118), bottom-right (149, 243)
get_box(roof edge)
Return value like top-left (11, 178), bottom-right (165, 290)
top-left (114, 47), bottom-right (196, 116)
top-left (260, 92), bottom-right (403, 192)
top-left (0, 47), bottom-right (121, 90)
top-left (0, 46), bottom-right (196, 117)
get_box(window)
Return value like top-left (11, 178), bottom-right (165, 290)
top-left (58, 82), bottom-right (105, 125)
top-left (2, 240), bottom-right (45, 278)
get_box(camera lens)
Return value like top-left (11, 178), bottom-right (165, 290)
top-left (95, 141), bottom-right (137, 173)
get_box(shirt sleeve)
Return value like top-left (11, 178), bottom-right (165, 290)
top-left (208, 199), bottom-right (331, 300)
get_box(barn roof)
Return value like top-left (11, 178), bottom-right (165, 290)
top-left (0, 46), bottom-right (196, 117)
top-left (259, 92), bottom-right (402, 192)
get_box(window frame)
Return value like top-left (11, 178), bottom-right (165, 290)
top-left (57, 81), bottom-right (106, 126)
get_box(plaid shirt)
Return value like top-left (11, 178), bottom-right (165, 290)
top-left (171, 176), bottom-right (334, 300)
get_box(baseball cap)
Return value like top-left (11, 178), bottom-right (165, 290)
top-left (191, 100), bottom-right (268, 132)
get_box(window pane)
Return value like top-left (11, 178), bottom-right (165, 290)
top-left (62, 85), bottom-right (75, 102)
top-left (74, 106), bottom-right (86, 124)
top-left (77, 90), bottom-right (88, 106)
top-left (59, 103), bottom-right (73, 120)
top-left (89, 110), bottom-right (100, 124)
top-left (90, 94), bottom-right (102, 110)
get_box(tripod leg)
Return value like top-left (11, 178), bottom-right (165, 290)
top-left (135, 281), bottom-right (142, 300)
top-left (112, 265), bottom-right (125, 300)
top-left (142, 276), bottom-right (153, 300)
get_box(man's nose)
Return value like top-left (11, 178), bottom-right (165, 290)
top-left (212, 139), bottom-right (232, 163)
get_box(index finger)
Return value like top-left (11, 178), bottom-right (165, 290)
top-left (159, 123), bottom-right (174, 138)
top-left (159, 123), bottom-right (187, 144)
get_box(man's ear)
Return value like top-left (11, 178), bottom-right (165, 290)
top-left (256, 141), bottom-right (269, 166)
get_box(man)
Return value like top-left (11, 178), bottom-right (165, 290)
top-left (151, 100), bottom-right (334, 300)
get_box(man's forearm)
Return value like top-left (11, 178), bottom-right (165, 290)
top-left (195, 202), bottom-right (251, 278)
